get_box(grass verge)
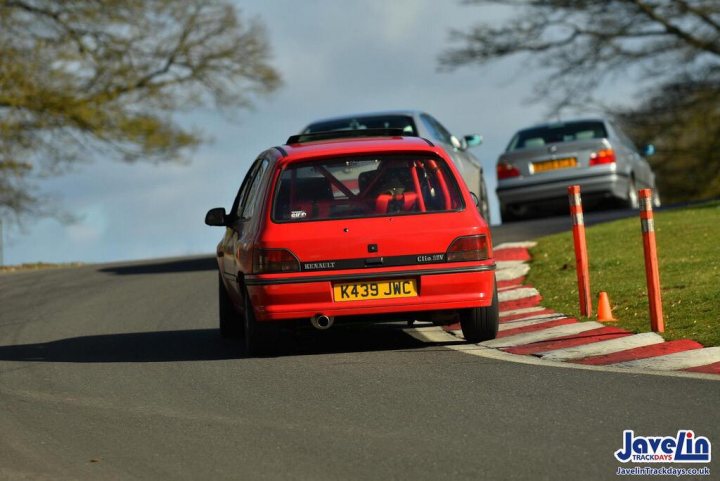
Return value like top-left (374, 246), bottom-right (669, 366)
top-left (526, 201), bottom-right (720, 347)
top-left (0, 262), bottom-right (84, 273)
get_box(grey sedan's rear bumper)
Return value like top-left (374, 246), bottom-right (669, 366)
top-left (496, 170), bottom-right (629, 207)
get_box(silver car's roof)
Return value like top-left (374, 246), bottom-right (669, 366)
top-left (305, 110), bottom-right (426, 125)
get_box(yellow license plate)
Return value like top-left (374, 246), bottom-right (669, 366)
top-left (333, 279), bottom-right (418, 302)
top-left (532, 157), bottom-right (577, 173)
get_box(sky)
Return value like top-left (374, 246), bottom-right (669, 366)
top-left (3, 0), bottom-right (605, 265)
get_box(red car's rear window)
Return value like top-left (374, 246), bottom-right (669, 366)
top-left (272, 154), bottom-right (465, 222)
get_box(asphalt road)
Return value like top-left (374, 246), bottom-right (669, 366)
top-left (1, 210), bottom-right (717, 481)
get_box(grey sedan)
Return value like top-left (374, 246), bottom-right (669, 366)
top-left (496, 118), bottom-right (660, 221)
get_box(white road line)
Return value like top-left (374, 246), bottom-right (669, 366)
top-left (494, 242), bottom-right (537, 250)
top-left (538, 332), bottom-right (665, 361)
top-left (500, 306), bottom-right (547, 318)
top-left (479, 322), bottom-right (603, 348)
top-left (499, 315), bottom-right (570, 331)
top-left (609, 347), bottom-right (720, 371)
top-left (498, 287), bottom-right (539, 303)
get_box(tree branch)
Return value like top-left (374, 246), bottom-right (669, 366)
top-left (629, 0), bottom-right (720, 56)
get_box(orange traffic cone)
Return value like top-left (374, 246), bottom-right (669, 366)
top-left (597, 291), bottom-right (616, 322)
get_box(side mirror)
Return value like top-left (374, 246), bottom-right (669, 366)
top-left (205, 207), bottom-right (228, 226)
top-left (464, 134), bottom-right (483, 148)
top-left (450, 135), bottom-right (463, 150)
top-left (642, 144), bottom-right (655, 157)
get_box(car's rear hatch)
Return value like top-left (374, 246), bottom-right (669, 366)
top-left (258, 212), bottom-right (485, 275)
top-left (254, 151), bottom-right (492, 286)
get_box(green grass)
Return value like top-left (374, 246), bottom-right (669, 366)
top-left (526, 201), bottom-right (720, 347)
top-left (0, 262), bottom-right (84, 273)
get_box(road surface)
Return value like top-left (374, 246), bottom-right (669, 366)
top-left (1, 212), bottom-right (716, 480)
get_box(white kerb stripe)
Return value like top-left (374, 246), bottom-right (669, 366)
top-left (496, 260), bottom-right (527, 270)
top-left (538, 332), bottom-right (665, 361)
top-left (499, 315), bottom-right (570, 331)
top-left (494, 242), bottom-right (537, 250)
top-left (501, 312), bottom-right (567, 324)
top-left (496, 264), bottom-right (530, 281)
top-left (498, 287), bottom-right (539, 303)
top-left (500, 306), bottom-right (547, 318)
top-left (479, 322), bottom-right (603, 348)
top-left (608, 347), bottom-right (720, 371)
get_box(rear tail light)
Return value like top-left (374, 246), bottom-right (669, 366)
top-left (253, 248), bottom-right (300, 274)
top-left (497, 163), bottom-right (520, 179)
top-left (589, 149), bottom-right (616, 166)
top-left (447, 235), bottom-right (491, 262)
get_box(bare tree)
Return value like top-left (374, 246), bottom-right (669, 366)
top-left (0, 0), bottom-right (281, 219)
top-left (440, 0), bottom-right (720, 201)
top-left (440, 0), bottom-right (720, 109)
top-left (616, 78), bottom-right (720, 201)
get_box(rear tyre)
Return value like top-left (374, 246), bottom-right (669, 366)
top-left (500, 204), bottom-right (521, 223)
top-left (459, 284), bottom-right (499, 343)
top-left (242, 288), bottom-right (277, 356)
top-left (219, 274), bottom-right (243, 338)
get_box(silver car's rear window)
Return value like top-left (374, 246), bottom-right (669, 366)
top-left (304, 116), bottom-right (417, 135)
top-left (507, 121), bottom-right (608, 151)
top-left (272, 155), bottom-right (464, 222)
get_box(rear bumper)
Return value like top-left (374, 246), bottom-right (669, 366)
top-left (245, 266), bottom-right (496, 321)
top-left (496, 169), bottom-right (629, 207)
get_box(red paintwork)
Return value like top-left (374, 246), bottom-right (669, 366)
top-left (497, 317), bottom-right (578, 338)
top-left (494, 248), bottom-right (531, 262)
top-left (684, 361), bottom-right (720, 375)
top-left (499, 308), bottom-right (556, 323)
top-left (497, 276), bottom-right (526, 289)
top-left (215, 136), bottom-right (495, 322)
top-left (499, 294), bottom-right (543, 312)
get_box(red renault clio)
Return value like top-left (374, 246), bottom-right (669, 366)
top-left (205, 130), bottom-right (498, 354)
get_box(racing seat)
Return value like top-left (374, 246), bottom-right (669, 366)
top-left (375, 191), bottom-right (418, 214)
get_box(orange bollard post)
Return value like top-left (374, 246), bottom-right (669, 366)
top-left (568, 185), bottom-right (592, 317)
top-left (639, 189), bottom-right (665, 333)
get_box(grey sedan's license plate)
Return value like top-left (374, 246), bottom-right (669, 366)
top-left (532, 157), bottom-right (577, 173)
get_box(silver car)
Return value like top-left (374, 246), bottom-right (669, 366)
top-left (301, 110), bottom-right (491, 223)
top-left (496, 118), bottom-right (660, 221)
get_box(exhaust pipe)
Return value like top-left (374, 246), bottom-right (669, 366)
top-left (310, 314), bottom-right (334, 330)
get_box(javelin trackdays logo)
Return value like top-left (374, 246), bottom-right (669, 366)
top-left (615, 430), bottom-right (711, 463)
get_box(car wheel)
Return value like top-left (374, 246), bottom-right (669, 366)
top-left (500, 204), bottom-right (521, 223)
top-left (459, 283), bottom-right (499, 343)
top-left (242, 288), bottom-right (277, 356)
top-left (219, 274), bottom-right (243, 338)
top-left (625, 177), bottom-right (639, 209)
